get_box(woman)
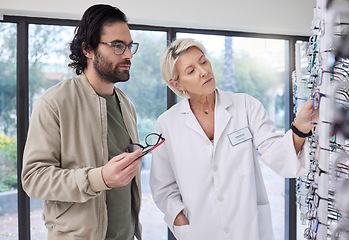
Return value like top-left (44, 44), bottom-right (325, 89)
top-left (150, 38), bottom-right (316, 240)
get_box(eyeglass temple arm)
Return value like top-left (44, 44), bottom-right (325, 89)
top-left (133, 139), bottom-right (165, 161)
top-left (142, 139), bottom-right (165, 155)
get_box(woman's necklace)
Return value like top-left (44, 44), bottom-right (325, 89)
top-left (190, 96), bottom-right (215, 115)
top-left (191, 105), bottom-right (210, 115)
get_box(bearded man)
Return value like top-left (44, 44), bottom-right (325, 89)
top-left (22, 4), bottom-right (143, 240)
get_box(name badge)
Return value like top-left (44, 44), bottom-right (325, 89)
top-left (227, 127), bottom-right (253, 146)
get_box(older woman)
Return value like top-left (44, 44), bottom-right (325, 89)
top-left (150, 38), bottom-right (316, 240)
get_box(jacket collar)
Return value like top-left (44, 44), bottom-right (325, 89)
top-left (76, 73), bottom-right (97, 95)
top-left (76, 73), bottom-right (138, 144)
top-left (76, 73), bottom-right (126, 100)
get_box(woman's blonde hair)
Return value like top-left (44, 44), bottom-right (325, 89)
top-left (160, 38), bottom-right (206, 98)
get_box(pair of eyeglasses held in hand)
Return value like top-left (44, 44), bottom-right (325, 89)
top-left (125, 133), bottom-right (165, 160)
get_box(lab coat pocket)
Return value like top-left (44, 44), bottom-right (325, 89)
top-left (257, 203), bottom-right (274, 240)
top-left (173, 224), bottom-right (190, 240)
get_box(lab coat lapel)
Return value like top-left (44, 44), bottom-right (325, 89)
top-left (180, 99), bottom-right (209, 139)
top-left (214, 90), bottom-right (232, 143)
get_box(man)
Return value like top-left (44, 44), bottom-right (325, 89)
top-left (21, 4), bottom-right (143, 240)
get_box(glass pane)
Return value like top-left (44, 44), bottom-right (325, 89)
top-left (28, 23), bottom-right (75, 239)
top-left (294, 40), bottom-right (311, 239)
top-left (0, 22), bottom-right (18, 240)
top-left (177, 32), bottom-right (288, 239)
top-left (117, 29), bottom-right (168, 240)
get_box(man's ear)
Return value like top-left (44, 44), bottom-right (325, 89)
top-left (82, 42), bottom-right (93, 58)
top-left (169, 79), bottom-right (184, 91)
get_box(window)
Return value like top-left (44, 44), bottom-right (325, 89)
top-left (28, 23), bottom-right (76, 239)
top-left (0, 21), bottom-right (18, 239)
top-left (29, 24), bottom-right (75, 110)
top-left (294, 40), bottom-right (311, 239)
top-left (118, 29), bottom-right (168, 240)
top-left (0, 15), bottom-right (306, 240)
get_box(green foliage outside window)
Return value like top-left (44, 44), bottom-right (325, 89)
top-left (0, 23), bottom-right (17, 193)
top-left (118, 31), bottom-right (167, 144)
top-left (0, 23), bottom-right (17, 138)
top-left (0, 23), bottom-right (74, 192)
top-left (0, 134), bottom-right (17, 192)
top-left (206, 40), bottom-right (285, 130)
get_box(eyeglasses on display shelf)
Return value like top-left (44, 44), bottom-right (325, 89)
top-left (296, 2), bottom-right (349, 240)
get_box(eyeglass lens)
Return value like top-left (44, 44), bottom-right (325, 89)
top-left (114, 42), bottom-right (138, 55)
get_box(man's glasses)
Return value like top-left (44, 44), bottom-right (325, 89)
top-left (125, 133), bottom-right (165, 160)
top-left (99, 41), bottom-right (139, 55)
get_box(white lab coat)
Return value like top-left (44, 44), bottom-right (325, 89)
top-left (150, 89), bottom-right (309, 240)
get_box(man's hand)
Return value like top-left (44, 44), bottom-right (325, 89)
top-left (101, 149), bottom-right (143, 188)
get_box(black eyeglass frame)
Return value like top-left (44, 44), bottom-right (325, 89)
top-left (125, 133), bottom-right (165, 160)
top-left (99, 41), bottom-right (139, 55)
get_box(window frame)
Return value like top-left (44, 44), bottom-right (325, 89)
top-left (1, 15), bottom-right (308, 240)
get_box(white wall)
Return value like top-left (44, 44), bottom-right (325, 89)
top-left (0, 0), bottom-right (315, 36)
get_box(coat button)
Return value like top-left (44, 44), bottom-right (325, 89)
top-left (224, 226), bottom-right (230, 233)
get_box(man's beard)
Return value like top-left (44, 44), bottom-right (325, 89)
top-left (93, 50), bottom-right (131, 84)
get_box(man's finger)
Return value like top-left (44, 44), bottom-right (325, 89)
top-left (117, 149), bottom-right (143, 170)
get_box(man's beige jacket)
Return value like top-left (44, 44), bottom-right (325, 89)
top-left (22, 73), bottom-right (142, 240)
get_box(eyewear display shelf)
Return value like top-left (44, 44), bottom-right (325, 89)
top-left (294, 0), bottom-right (349, 239)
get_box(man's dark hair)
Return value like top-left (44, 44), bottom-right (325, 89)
top-left (68, 4), bottom-right (128, 75)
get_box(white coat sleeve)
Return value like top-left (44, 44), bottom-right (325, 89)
top-left (246, 95), bottom-right (310, 178)
top-left (149, 120), bottom-right (187, 232)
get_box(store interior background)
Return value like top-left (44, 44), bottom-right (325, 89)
top-left (0, 0), bottom-right (320, 239)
